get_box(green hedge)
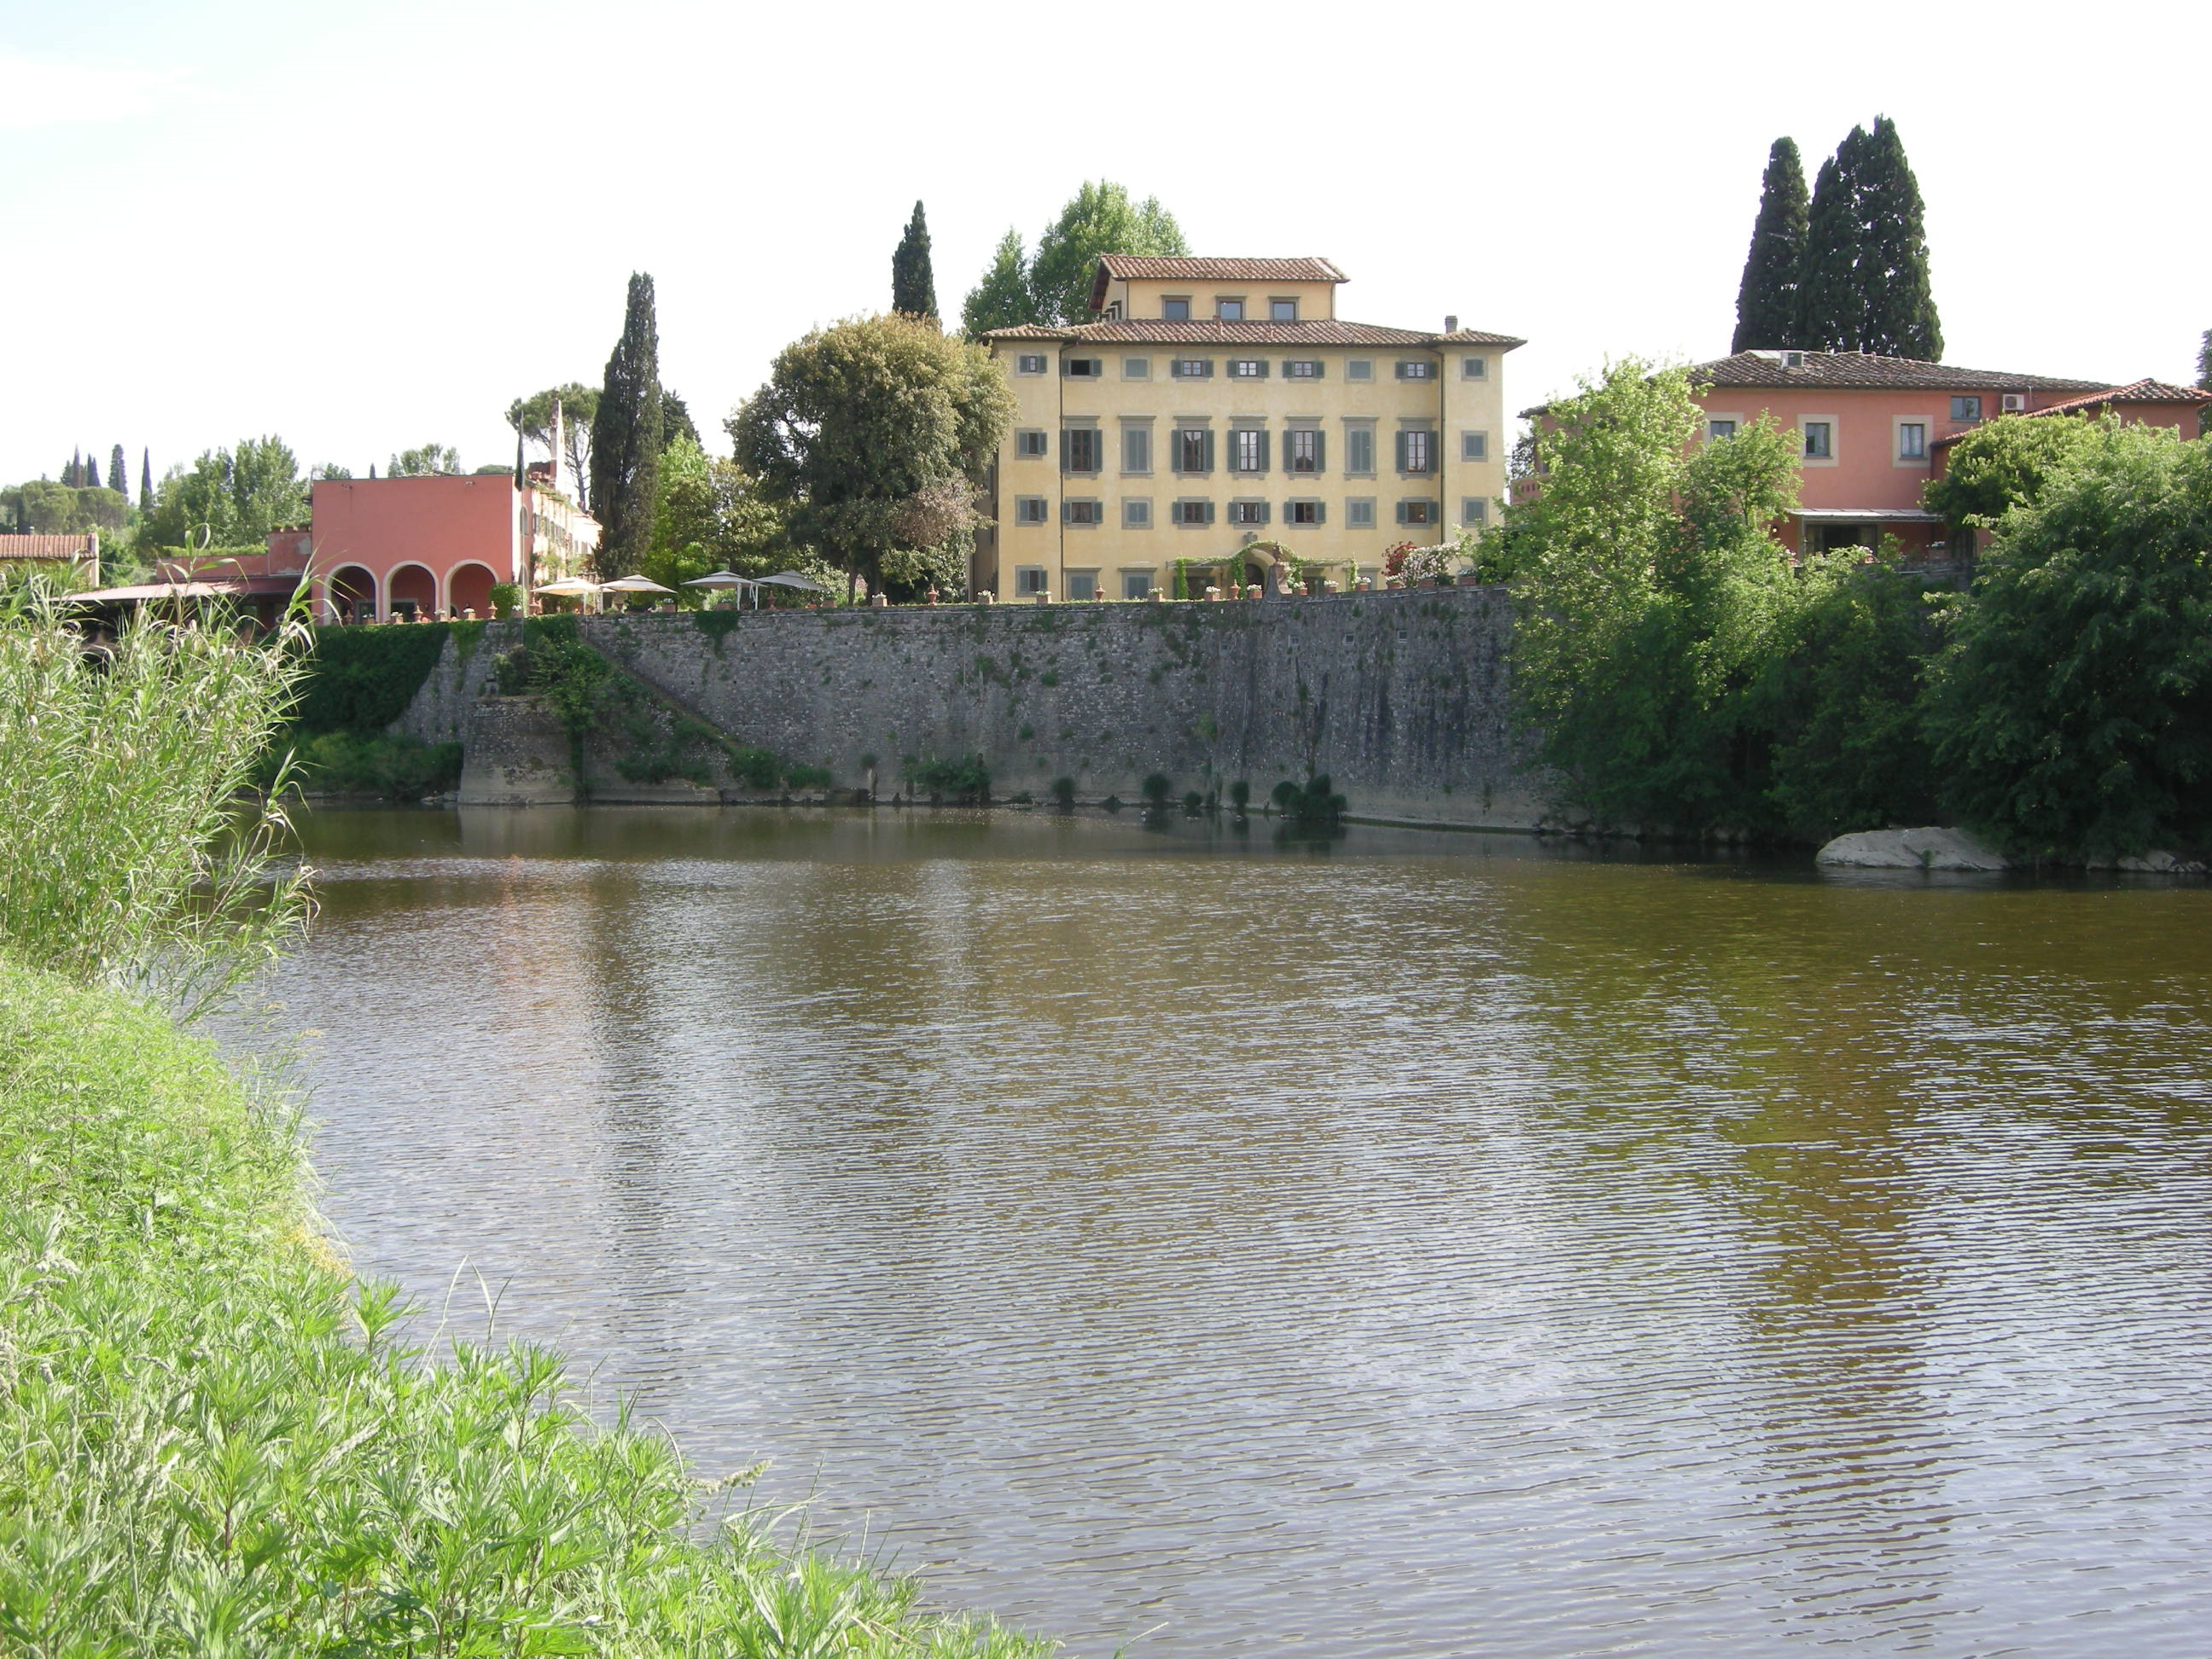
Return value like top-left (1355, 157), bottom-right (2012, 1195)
top-left (289, 625), bottom-right (458, 736)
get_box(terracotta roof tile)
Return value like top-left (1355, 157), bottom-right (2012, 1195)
top-left (0, 533), bottom-right (98, 561)
top-left (1693, 350), bottom-right (2107, 393)
top-left (2017, 376), bottom-right (2212, 416)
top-left (984, 318), bottom-right (1524, 349)
top-left (1096, 255), bottom-right (1348, 284)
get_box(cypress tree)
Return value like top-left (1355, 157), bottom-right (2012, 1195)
top-left (140, 448), bottom-right (153, 507)
top-left (66, 449), bottom-right (82, 488)
top-left (1797, 134), bottom-right (1866, 352)
top-left (892, 200), bottom-right (938, 321)
top-left (1732, 138), bottom-right (1808, 352)
top-left (2195, 328), bottom-right (2209, 388)
top-left (110, 444), bottom-right (129, 505)
top-left (587, 271), bottom-right (665, 578)
top-left (1857, 115), bottom-right (1941, 359)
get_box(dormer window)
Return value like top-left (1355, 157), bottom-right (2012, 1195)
top-left (1161, 297), bottom-right (1190, 321)
top-left (1215, 298), bottom-right (1245, 321)
top-left (1270, 298), bottom-right (1297, 321)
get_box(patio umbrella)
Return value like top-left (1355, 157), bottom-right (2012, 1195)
top-left (601, 574), bottom-right (675, 595)
top-left (534, 577), bottom-right (600, 595)
top-left (683, 570), bottom-right (760, 608)
top-left (758, 571), bottom-right (830, 593)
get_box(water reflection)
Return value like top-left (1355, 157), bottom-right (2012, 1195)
top-left (264, 808), bottom-right (2212, 1657)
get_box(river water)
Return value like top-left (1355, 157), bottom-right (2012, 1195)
top-left (268, 807), bottom-right (2212, 1657)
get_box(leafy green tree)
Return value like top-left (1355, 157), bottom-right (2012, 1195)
top-left (588, 273), bottom-right (665, 577)
top-left (1924, 423), bottom-right (2212, 859)
top-left (1922, 413), bottom-right (2099, 553)
top-left (661, 390), bottom-right (701, 451)
top-left (729, 312), bottom-right (1015, 602)
top-left (313, 463), bottom-right (353, 480)
top-left (387, 443), bottom-right (460, 477)
top-left (1027, 182), bottom-right (1188, 324)
top-left (641, 433), bottom-right (793, 594)
top-left (959, 230), bottom-right (1042, 335)
top-left (892, 200), bottom-right (938, 321)
top-left (143, 437), bottom-right (307, 550)
top-left (1732, 139), bottom-right (1807, 352)
top-left (506, 383), bottom-right (599, 501)
top-left (109, 445), bottom-right (129, 507)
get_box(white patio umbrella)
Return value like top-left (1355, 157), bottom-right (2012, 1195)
top-left (534, 574), bottom-right (601, 612)
top-left (601, 574), bottom-right (675, 595)
top-left (683, 570), bottom-right (760, 608)
top-left (758, 571), bottom-right (831, 593)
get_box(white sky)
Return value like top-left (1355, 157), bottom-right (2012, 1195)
top-left (3, 0), bottom-right (2205, 487)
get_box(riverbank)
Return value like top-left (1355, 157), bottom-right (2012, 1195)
top-left (0, 958), bottom-right (1046, 1657)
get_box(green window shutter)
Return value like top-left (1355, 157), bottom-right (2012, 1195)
top-left (1394, 431), bottom-right (1409, 473)
top-left (1258, 429), bottom-right (1271, 473)
top-left (1206, 500), bottom-right (1217, 525)
top-left (1314, 430), bottom-right (1327, 472)
top-left (1394, 500), bottom-right (1408, 525)
top-left (1202, 430), bottom-right (1216, 473)
top-left (1315, 501), bottom-right (1327, 525)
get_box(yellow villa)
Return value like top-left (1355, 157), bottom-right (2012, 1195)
top-left (975, 255), bottom-right (1522, 600)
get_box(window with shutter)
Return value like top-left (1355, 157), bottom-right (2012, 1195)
top-left (1347, 498), bottom-right (1376, 527)
top-left (1015, 497), bottom-right (1049, 525)
top-left (1287, 499), bottom-right (1324, 526)
top-left (1016, 354), bottom-right (1046, 375)
top-left (1347, 428), bottom-right (1374, 474)
top-left (1231, 500), bottom-right (1268, 525)
top-left (1460, 498), bottom-right (1488, 527)
top-left (1124, 498), bottom-right (1152, 527)
top-left (1346, 359), bottom-right (1373, 381)
top-left (1462, 356), bottom-right (1487, 379)
top-left (1460, 431), bottom-right (1488, 462)
top-left (1284, 358), bottom-right (1323, 379)
top-left (1229, 358), bottom-right (1268, 378)
top-left (1062, 429), bottom-right (1101, 474)
top-left (1287, 429), bottom-right (1321, 474)
top-left (1399, 431), bottom-right (1433, 474)
top-left (1016, 429), bottom-right (1047, 457)
top-left (1122, 428), bottom-right (1150, 473)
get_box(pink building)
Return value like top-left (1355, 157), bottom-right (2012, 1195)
top-left (243, 474), bottom-right (599, 623)
top-left (1685, 352), bottom-right (2211, 556)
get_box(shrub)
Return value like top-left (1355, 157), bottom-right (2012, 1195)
top-left (0, 597), bottom-right (310, 1016)
top-left (488, 579), bottom-right (523, 618)
top-left (290, 622), bottom-right (451, 736)
top-left (1051, 776), bottom-right (1076, 807)
top-left (1181, 789), bottom-right (1203, 813)
top-left (1140, 771), bottom-right (1171, 806)
top-left (293, 731), bottom-right (463, 797)
top-left (1227, 779), bottom-right (1251, 811)
top-left (1924, 422), bottom-right (2212, 859)
top-left (1272, 775), bottom-right (1347, 824)
top-left (904, 754), bottom-right (990, 803)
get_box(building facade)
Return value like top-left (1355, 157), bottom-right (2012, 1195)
top-left (1680, 352), bottom-right (2209, 556)
top-left (977, 257), bottom-right (1522, 599)
top-left (256, 473), bottom-right (599, 622)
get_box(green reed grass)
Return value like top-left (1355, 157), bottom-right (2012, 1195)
top-left (0, 593), bottom-right (312, 1020)
top-left (0, 963), bottom-right (1051, 1657)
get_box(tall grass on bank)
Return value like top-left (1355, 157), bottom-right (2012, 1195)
top-left (0, 963), bottom-right (1049, 1657)
top-left (0, 594), bottom-right (311, 1018)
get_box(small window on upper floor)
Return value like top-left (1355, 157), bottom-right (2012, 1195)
top-left (1803, 422), bottom-right (1833, 460)
top-left (1708, 419), bottom-right (1738, 441)
top-left (1396, 358), bottom-right (1435, 381)
top-left (1951, 395), bottom-right (1983, 422)
top-left (1122, 356), bottom-right (1151, 379)
top-left (1899, 422), bottom-right (1928, 460)
top-left (1461, 431), bottom-right (1489, 463)
top-left (1216, 298), bottom-right (1245, 321)
top-left (1284, 358), bottom-right (1323, 379)
top-left (1015, 429), bottom-right (1048, 458)
top-left (1014, 498), bottom-right (1049, 526)
top-left (1229, 358), bottom-right (1268, 379)
top-left (1462, 356), bottom-right (1488, 380)
top-left (1346, 359), bottom-right (1374, 381)
top-left (1171, 358), bottom-right (1214, 380)
top-left (1016, 354), bottom-right (1046, 375)
top-left (1161, 297), bottom-right (1191, 321)
top-left (1270, 298), bottom-right (1298, 322)
top-left (1064, 358), bottom-right (1102, 379)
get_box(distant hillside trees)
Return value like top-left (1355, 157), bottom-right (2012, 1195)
top-left (1731, 119), bottom-right (1941, 359)
top-left (589, 273), bottom-right (665, 577)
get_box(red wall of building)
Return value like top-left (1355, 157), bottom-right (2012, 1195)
top-left (306, 475), bottom-right (521, 620)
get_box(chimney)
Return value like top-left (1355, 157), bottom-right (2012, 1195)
top-left (1444, 314), bottom-right (1458, 334)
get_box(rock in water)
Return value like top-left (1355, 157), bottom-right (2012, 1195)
top-left (1815, 827), bottom-right (2010, 870)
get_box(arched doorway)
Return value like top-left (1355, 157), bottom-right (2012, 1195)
top-left (448, 562), bottom-right (496, 618)
top-left (388, 563), bottom-right (438, 620)
top-left (326, 564), bottom-right (376, 623)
